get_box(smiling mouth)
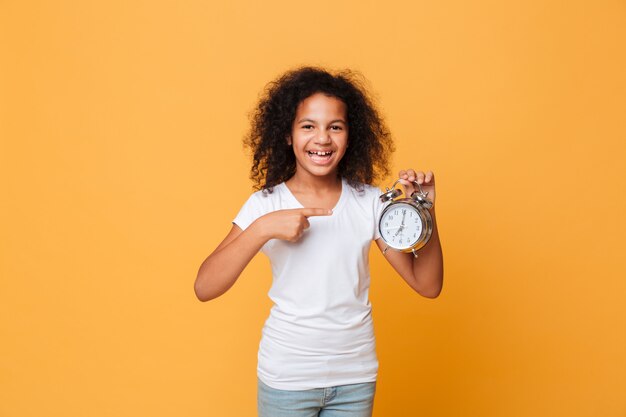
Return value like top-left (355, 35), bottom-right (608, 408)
top-left (307, 150), bottom-right (333, 156)
top-left (306, 150), bottom-right (334, 164)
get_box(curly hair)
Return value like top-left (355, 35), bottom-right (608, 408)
top-left (244, 66), bottom-right (394, 191)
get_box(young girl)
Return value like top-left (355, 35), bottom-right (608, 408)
top-left (195, 67), bottom-right (443, 417)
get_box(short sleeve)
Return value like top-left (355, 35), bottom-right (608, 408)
top-left (372, 186), bottom-right (386, 240)
top-left (233, 192), bottom-right (265, 231)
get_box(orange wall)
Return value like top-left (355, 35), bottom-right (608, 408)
top-left (1, 1), bottom-right (625, 416)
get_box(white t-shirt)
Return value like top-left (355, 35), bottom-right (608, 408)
top-left (233, 178), bottom-right (386, 390)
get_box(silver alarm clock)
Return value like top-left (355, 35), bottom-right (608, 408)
top-left (379, 178), bottom-right (434, 257)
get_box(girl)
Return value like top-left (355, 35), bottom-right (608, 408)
top-left (195, 67), bottom-right (443, 417)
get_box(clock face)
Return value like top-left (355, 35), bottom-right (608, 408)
top-left (380, 202), bottom-right (423, 250)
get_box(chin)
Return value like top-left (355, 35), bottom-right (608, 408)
top-left (296, 162), bottom-right (340, 179)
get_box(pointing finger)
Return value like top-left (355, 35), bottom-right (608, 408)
top-left (299, 208), bottom-right (333, 217)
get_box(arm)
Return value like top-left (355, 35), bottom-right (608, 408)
top-left (376, 210), bottom-right (443, 298)
top-left (194, 222), bottom-right (267, 302)
top-left (194, 207), bottom-right (332, 302)
top-left (377, 168), bottom-right (443, 298)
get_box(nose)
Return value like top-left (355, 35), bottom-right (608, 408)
top-left (316, 131), bottom-right (331, 144)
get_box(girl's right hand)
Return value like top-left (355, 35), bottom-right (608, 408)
top-left (254, 208), bottom-right (332, 242)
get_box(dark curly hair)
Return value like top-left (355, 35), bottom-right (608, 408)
top-left (244, 66), bottom-right (394, 191)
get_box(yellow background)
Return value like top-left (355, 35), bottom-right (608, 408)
top-left (1, 1), bottom-right (625, 416)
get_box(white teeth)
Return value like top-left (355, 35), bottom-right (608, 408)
top-left (309, 151), bottom-right (332, 156)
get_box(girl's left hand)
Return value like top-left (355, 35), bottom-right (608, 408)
top-left (398, 169), bottom-right (436, 206)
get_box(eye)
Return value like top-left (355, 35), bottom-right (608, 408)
top-left (301, 124), bottom-right (314, 130)
top-left (330, 125), bottom-right (343, 131)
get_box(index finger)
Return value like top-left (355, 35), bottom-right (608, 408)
top-left (298, 208), bottom-right (333, 217)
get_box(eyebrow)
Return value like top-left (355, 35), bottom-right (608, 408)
top-left (296, 118), bottom-right (347, 124)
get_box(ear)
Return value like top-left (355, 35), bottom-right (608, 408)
top-left (286, 135), bottom-right (292, 146)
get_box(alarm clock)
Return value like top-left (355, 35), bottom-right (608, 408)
top-left (379, 178), bottom-right (434, 257)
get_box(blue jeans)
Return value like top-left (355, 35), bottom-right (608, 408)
top-left (257, 378), bottom-right (376, 417)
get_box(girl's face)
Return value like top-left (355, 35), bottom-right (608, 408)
top-left (289, 93), bottom-right (348, 181)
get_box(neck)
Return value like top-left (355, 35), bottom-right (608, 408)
top-left (286, 171), bottom-right (342, 192)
